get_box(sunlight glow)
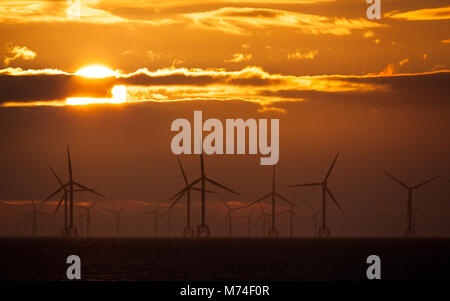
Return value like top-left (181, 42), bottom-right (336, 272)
top-left (75, 65), bottom-right (117, 78)
top-left (66, 85), bottom-right (127, 105)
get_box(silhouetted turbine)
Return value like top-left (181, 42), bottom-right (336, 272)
top-left (276, 195), bottom-right (303, 238)
top-left (48, 165), bottom-right (90, 236)
top-left (170, 152), bottom-right (238, 238)
top-left (43, 145), bottom-right (105, 237)
top-left (24, 199), bottom-right (50, 236)
top-left (142, 202), bottom-right (164, 237)
top-left (385, 171), bottom-right (438, 237)
top-left (168, 156), bottom-right (219, 238)
top-left (221, 199), bottom-right (246, 237)
top-left (236, 208), bottom-right (256, 237)
top-left (76, 200), bottom-right (99, 237)
top-left (105, 202), bottom-right (129, 236)
top-left (288, 151), bottom-right (343, 238)
top-left (246, 166), bottom-right (297, 238)
top-left (303, 200), bottom-right (321, 237)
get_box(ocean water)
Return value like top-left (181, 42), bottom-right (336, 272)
top-left (0, 237), bottom-right (449, 281)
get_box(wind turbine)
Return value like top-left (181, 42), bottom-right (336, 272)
top-left (170, 152), bottom-right (238, 238)
top-left (77, 207), bottom-right (85, 236)
top-left (24, 199), bottom-right (50, 236)
top-left (142, 202), bottom-right (164, 237)
top-left (412, 204), bottom-right (425, 235)
top-left (160, 207), bottom-right (176, 237)
top-left (277, 196), bottom-right (303, 238)
top-left (384, 171), bottom-right (438, 237)
top-left (303, 200), bottom-right (321, 237)
top-left (236, 208), bottom-right (256, 237)
top-left (48, 165), bottom-right (91, 236)
top-left (76, 200), bottom-right (99, 237)
top-left (254, 203), bottom-right (270, 237)
top-left (105, 202), bottom-right (129, 237)
top-left (221, 199), bottom-right (246, 237)
top-left (245, 166), bottom-right (297, 237)
top-left (288, 151), bottom-right (343, 238)
top-left (42, 145), bottom-right (105, 237)
top-left (168, 156), bottom-right (219, 238)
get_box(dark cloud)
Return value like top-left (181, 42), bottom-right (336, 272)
top-left (0, 74), bottom-right (114, 103)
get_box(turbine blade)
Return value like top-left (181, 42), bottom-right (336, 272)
top-left (276, 193), bottom-right (298, 208)
top-left (293, 211), bottom-right (304, 223)
top-left (24, 212), bottom-right (33, 222)
top-left (48, 164), bottom-right (65, 187)
top-left (67, 145), bottom-right (72, 180)
top-left (246, 193), bottom-right (271, 208)
top-left (88, 200), bottom-right (99, 209)
top-left (41, 183), bottom-right (69, 204)
top-left (259, 203), bottom-right (266, 215)
top-left (384, 171), bottom-right (409, 189)
top-left (177, 156), bottom-right (189, 186)
top-left (206, 177), bottom-right (238, 195)
top-left (275, 210), bottom-right (290, 216)
top-left (167, 191), bottom-right (185, 212)
top-left (288, 182), bottom-right (322, 188)
top-left (119, 202), bottom-right (130, 213)
top-left (221, 200), bottom-right (230, 209)
top-left (191, 187), bottom-right (220, 194)
top-left (413, 176), bottom-right (439, 189)
top-left (37, 211), bottom-right (51, 216)
top-left (73, 182), bottom-right (105, 198)
top-left (169, 178), bottom-right (201, 200)
top-left (53, 193), bottom-right (65, 217)
top-left (414, 204), bottom-right (425, 212)
top-left (303, 200), bottom-right (316, 212)
top-left (326, 187), bottom-right (344, 214)
top-left (325, 151), bottom-right (340, 180)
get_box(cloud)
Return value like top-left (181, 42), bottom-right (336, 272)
top-left (0, 66), bottom-right (448, 108)
top-left (0, 0), bottom-right (176, 25)
top-left (387, 6), bottom-right (450, 21)
top-left (185, 7), bottom-right (385, 35)
top-left (225, 53), bottom-right (252, 63)
top-left (441, 39), bottom-right (450, 44)
top-left (371, 58), bottom-right (409, 76)
top-left (3, 44), bottom-right (37, 66)
top-left (287, 49), bottom-right (318, 60)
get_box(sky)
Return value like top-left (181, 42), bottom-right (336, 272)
top-left (0, 0), bottom-right (449, 237)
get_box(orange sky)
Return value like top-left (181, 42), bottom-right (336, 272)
top-left (0, 0), bottom-right (449, 237)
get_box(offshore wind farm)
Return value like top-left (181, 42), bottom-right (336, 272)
top-left (0, 0), bottom-right (449, 283)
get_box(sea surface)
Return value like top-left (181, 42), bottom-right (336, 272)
top-left (0, 237), bottom-right (449, 281)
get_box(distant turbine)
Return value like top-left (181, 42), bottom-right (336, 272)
top-left (276, 195), bottom-right (303, 238)
top-left (385, 171), bottom-right (438, 237)
top-left (288, 151), bottom-right (343, 238)
top-left (412, 204), bottom-right (425, 235)
top-left (221, 199), bottom-right (246, 237)
top-left (48, 165), bottom-right (90, 236)
top-left (168, 156), bottom-right (219, 238)
top-left (76, 200), bottom-right (99, 237)
top-left (142, 202), bottom-right (164, 237)
top-left (236, 208), bottom-right (256, 237)
top-left (303, 200), bottom-right (321, 237)
top-left (77, 207), bottom-right (85, 236)
top-left (42, 145), bottom-right (105, 237)
top-left (245, 166), bottom-right (297, 238)
top-left (170, 152), bottom-right (238, 238)
top-left (254, 203), bottom-right (270, 237)
top-left (160, 207), bottom-right (176, 237)
top-left (24, 199), bottom-right (50, 236)
top-left (105, 202), bottom-right (129, 236)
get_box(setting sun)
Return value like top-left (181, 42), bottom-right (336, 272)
top-left (75, 65), bottom-right (117, 78)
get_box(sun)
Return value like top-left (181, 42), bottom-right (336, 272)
top-left (75, 65), bottom-right (117, 78)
